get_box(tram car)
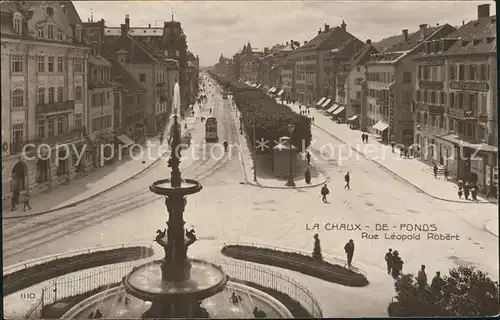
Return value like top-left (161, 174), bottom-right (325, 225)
top-left (205, 117), bottom-right (218, 142)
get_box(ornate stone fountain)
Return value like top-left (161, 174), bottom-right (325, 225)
top-left (122, 82), bottom-right (227, 318)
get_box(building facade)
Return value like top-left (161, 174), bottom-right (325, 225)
top-left (365, 23), bottom-right (455, 144)
top-left (1, 0), bottom-right (90, 201)
top-left (294, 22), bottom-right (363, 106)
top-left (413, 4), bottom-right (497, 195)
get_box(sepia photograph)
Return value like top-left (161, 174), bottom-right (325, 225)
top-left (1, 0), bottom-right (498, 318)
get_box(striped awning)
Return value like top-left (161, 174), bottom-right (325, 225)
top-left (316, 97), bottom-right (326, 106)
top-left (327, 104), bottom-right (338, 113)
top-left (372, 120), bottom-right (389, 131)
top-left (277, 89), bottom-right (284, 96)
top-left (321, 98), bottom-right (332, 108)
top-left (332, 106), bottom-right (345, 115)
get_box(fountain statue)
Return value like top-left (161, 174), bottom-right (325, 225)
top-left (122, 80), bottom-right (228, 318)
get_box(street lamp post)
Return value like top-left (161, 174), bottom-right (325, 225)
top-left (286, 123), bottom-right (296, 187)
top-left (253, 121), bottom-right (257, 182)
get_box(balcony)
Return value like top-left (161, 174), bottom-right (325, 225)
top-left (415, 103), bottom-right (445, 115)
top-left (446, 107), bottom-right (477, 121)
top-left (37, 100), bottom-right (75, 115)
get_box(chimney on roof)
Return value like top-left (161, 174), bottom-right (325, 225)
top-left (419, 24), bottom-right (427, 39)
top-left (61, 4), bottom-right (66, 15)
top-left (402, 29), bottom-right (408, 41)
top-left (324, 23), bottom-right (330, 31)
top-left (366, 39), bottom-right (371, 44)
top-left (341, 19), bottom-right (346, 30)
top-left (462, 20), bottom-right (465, 26)
top-left (120, 23), bottom-right (128, 35)
top-left (148, 24), bottom-right (151, 28)
top-left (125, 14), bottom-right (130, 28)
top-left (318, 28), bottom-right (322, 35)
top-left (304, 41), bottom-right (307, 45)
top-left (478, 4), bottom-right (490, 19)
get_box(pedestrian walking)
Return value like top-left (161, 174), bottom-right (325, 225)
top-left (365, 134), bottom-right (368, 143)
top-left (361, 133), bottom-right (365, 144)
top-left (344, 172), bottom-right (350, 190)
top-left (159, 133), bottom-right (164, 145)
top-left (23, 193), bottom-right (31, 212)
top-left (391, 251), bottom-right (403, 279)
top-left (306, 152), bottom-right (311, 165)
top-left (471, 185), bottom-right (478, 200)
top-left (311, 116), bottom-right (314, 123)
top-left (321, 184), bottom-right (329, 203)
top-left (433, 164), bottom-right (438, 178)
top-left (11, 195), bottom-right (17, 211)
top-left (385, 248), bottom-right (393, 274)
top-left (444, 166), bottom-right (449, 180)
top-left (464, 182), bottom-right (470, 200)
top-left (304, 168), bottom-right (311, 184)
top-left (458, 187), bottom-right (463, 199)
top-left (391, 141), bottom-right (395, 153)
top-left (431, 271), bottom-right (444, 292)
top-left (344, 239), bottom-right (355, 268)
top-left (417, 264), bottom-right (427, 289)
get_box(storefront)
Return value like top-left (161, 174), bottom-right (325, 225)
top-left (347, 115), bottom-right (360, 129)
top-left (372, 120), bottom-right (390, 143)
top-left (332, 105), bottom-right (346, 122)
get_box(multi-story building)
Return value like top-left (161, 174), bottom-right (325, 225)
top-left (233, 43), bottom-right (262, 83)
top-left (333, 40), bottom-right (378, 127)
top-left (294, 21), bottom-right (363, 106)
top-left (1, 1), bottom-right (90, 201)
top-left (281, 55), bottom-right (296, 102)
top-left (364, 23), bottom-right (455, 144)
top-left (412, 4), bottom-right (497, 196)
top-left (105, 16), bottom-right (171, 135)
top-left (105, 15), bottom-right (195, 112)
top-left (106, 56), bottom-right (148, 146)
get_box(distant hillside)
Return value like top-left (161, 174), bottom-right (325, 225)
top-left (372, 34), bottom-right (405, 53)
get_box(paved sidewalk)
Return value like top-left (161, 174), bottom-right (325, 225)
top-left (230, 101), bottom-right (326, 189)
top-left (4, 111), bottom-right (201, 219)
top-left (485, 219), bottom-right (498, 237)
top-left (286, 102), bottom-right (498, 204)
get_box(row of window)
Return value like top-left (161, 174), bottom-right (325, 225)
top-left (92, 92), bottom-right (112, 107)
top-left (366, 72), bottom-right (396, 84)
top-left (37, 117), bottom-right (67, 139)
top-left (418, 64), bottom-right (490, 82)
top-left (126, 111), bottom-right (144, 125)
top-left (92, 68), bottom-right (111, 83)
top-left (12, 55), bottom-right (83, 73)
top-left (416, 91), bottom-right (487, 114)
top-left (296, 54), bottom-right (317, 61)
top-left (36, 25), bottom-right (65, 41)
top-left (416, 115), bottom-right (486, 141)
top-left (92, 115), bottom-right (112, 132)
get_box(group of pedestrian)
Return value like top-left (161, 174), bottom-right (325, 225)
top-left (320, 172), bottom-right (351, 202)
top-left (384, 248), bottom-right (404, 279)
top-left (361, 133), bottom-right (369, 143)
top-left (10, 188), bottom-right (31, 212)
top-left (399, 145), bottom-right (414, 158)
top-left (417, 264), bottom-right (445, 292)
top-left (457, 180), bottom-right (479, 200)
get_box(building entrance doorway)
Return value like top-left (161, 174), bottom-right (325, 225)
top-left (11, 161), bottom-right (27, 191)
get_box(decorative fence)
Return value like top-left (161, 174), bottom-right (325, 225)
top-left (23, 258), bottom-right (155, 319)
top-left (4, 242), bottom-right (153, 276)
top-left (223, 241), bottom-right (367, 276)
top-left (213, 258), bottom-right (323, 318)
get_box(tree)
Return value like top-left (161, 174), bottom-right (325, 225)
top-left (388, 266), bottom-right (499, 317)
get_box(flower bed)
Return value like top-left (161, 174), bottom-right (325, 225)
top-left (222, 245), bottom-right (368, 287)
top-left (3, 246), bottom-right (154, 295)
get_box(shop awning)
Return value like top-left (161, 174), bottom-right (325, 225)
top-left (256, 84), bottom-right (262, 89)
top-left (116, 134), bottom-right (135, 147)
top-left (268, 87), bottom-right (275, 93)
top-left (277, 89), bottom-right (284, 96)
top-left (347, 115), bottom-right (359, 121)
top-left (321, 98), bottom-right (332, 108)
top-left (372, 120), bottom-right (389, 132)
top-left (332, 106), bottom-right (345, 115)
top-left (316, 97), bottom-right (326, 106)
top-left (434, 134), bottom-right (498, 153)
top-left (327, 105), bottom-right (338, 113)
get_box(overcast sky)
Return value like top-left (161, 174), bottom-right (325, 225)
top-left (73, 1), bottom-right (496, 66)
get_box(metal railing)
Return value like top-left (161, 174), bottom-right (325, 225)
top-left (4, 242), bottom-right (153, 275)
top-left (213, 258), bottom-right (323, 318)
top-left (222, 241), bottom-right (367, 276)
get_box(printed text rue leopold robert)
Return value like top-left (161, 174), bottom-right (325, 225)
top-left (305, 223), bottom-right (460, 241)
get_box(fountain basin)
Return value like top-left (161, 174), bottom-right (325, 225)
top-left (150, 179), bottom-right (202, 196)
top-left (63, 283), bottom-right (292, 318)
top-left (123, 259), bottom-right (227, 302)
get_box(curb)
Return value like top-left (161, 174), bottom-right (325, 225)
top-left (4, 128), bottom-right (194, 220)
top-left (312, 123), bottom-right (498, 205)
top-left (485, 219), bottom-right (499, 237)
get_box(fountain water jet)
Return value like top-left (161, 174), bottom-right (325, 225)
top-left (122, 80), bottom-right (227, 318)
